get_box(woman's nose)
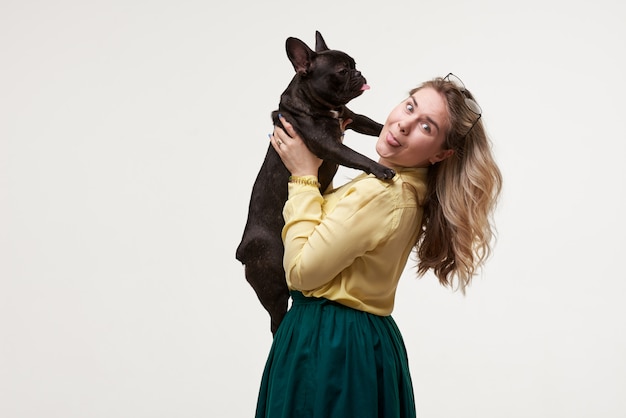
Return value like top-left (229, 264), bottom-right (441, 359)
top-left (398, 120), bottom-right (408, 134)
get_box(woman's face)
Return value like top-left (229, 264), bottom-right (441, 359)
top-left (376, 87), bottom-right (453, 169)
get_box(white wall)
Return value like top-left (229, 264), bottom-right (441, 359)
top-left (2, 0), bottom-right (625, 417)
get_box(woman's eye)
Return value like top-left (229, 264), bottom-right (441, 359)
top-left (405, 103), bottom-right (414, 112)
top-left (421, 123), bottom-right (431, 133)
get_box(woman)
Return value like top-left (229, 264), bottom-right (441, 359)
top-left (256, 74), bottom-right (502, 417)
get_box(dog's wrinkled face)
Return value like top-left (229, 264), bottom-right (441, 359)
top-left (286, 33), bottom-right (369, 108)
top-left (308, 51), bottom-right (369, 106)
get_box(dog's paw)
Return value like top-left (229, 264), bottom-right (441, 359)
top-left (372, 165), bottom-right (396, 180)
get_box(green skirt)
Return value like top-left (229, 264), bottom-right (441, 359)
top-left (255, 291), bottom-right (416, 418)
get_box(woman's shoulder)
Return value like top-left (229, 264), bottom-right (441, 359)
top-left (393, 168), bottom-right (429, 207)
top-left (328, 168), bottom-right (426, 192)
top-left (336, 168), bottom-right (427, 203)
top-left (337, 173), bottom-right (390, 195)
top-left (395, 167), bottom-right (428, 184)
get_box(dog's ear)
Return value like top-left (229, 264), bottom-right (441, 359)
top-left (314, 31), bottom-right (329, 52)
top-left (286, 37), bottom-right (315, 75)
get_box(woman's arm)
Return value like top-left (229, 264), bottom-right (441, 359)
top-left (271, 115), bottom-right (394, 291)
top-left (282, 180), bottom-right (395, 291)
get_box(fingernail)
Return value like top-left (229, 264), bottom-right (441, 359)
top-left (278, 113), bottom-right (283, 118)
top-left (268, 133), bottom-right (272, 139)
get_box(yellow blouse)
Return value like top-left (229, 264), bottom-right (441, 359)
top-left (282, 168), bottom-right (428, 315)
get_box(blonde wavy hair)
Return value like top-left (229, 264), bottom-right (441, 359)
top-left (413, 77), bottom-right (502, 292)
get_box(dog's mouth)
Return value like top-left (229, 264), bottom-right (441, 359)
top-left (360, 84), bottom-right (370, 91)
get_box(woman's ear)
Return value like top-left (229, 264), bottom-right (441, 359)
top-left (430, 149), bottom-right (455, 165)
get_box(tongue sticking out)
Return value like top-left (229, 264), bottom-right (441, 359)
top-left (361, 84), bottom-right (370, 91)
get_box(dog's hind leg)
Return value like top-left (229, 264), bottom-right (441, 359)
top-left (244, 257), bottom-right (290, 335)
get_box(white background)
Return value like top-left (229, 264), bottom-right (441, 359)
top-left (2, 0), bottom-right (625, 417)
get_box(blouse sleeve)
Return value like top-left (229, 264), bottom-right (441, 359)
top-left (282, 178), bottom-right (397, 291)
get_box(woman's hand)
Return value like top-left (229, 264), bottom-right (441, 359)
top-left (270, 115), bottom-right (322, 177)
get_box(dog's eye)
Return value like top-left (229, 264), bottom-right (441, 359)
top-left (338, 69), bottom-right (349, 76)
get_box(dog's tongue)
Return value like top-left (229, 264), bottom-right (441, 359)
top-left (361, 84), bottom-right (370, 91)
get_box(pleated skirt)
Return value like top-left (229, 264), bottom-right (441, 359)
top-left (255, 291), bottom-right (416, 418)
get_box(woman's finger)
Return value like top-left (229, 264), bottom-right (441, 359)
top-left (273, 126), bottom-right (290, 145)
top-left (278, 114), bottom-right (298, 139)
top-left (341, 118), bottom-right (353, 132)
top-left (269, 133), bottom-right (283, 153)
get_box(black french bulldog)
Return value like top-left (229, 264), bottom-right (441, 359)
top-left (236, 31), bottom-right (395, 335)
